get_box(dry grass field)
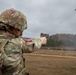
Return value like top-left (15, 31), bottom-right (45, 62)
top-left (24, 49), bottom-right (76, 75)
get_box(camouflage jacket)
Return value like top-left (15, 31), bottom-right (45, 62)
top-left (0, 35), bottom-right (42, 70)
top-left (0, 37), bottom-right (25, 69)
top-left (22, 37), bottom-right (42, 53)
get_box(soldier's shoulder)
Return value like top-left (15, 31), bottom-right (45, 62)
top-left (20, 37), bottom-right (27, 45)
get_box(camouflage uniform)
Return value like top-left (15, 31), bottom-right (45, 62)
top-left (0, 8), bottom-right (42, 75)
top-left (23, 38), bottom-right (42, 53)
top-left (0, 37), bottom-right (27, 75)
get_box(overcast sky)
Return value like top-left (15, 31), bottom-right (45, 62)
top-left (0, 0), bottom-right (76, 38)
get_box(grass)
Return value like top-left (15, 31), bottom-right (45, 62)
top-left (24, 49), bottom-right (76, 75)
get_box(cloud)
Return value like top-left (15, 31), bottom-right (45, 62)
top-left (0, 0), bottom-right (76, 38)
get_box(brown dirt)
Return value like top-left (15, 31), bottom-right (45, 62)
top-left (24, 49), bottom-right (76, 75)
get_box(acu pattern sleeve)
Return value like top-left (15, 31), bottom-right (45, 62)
top-left (33, 38), bottom-right (42, 50)
top-left (21, 38), bottom-right (42, 53)
top-left (21, 38), bottom-right (34, 53)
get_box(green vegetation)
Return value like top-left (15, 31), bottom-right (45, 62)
top-left (46, 38), bottom-right (63, 47)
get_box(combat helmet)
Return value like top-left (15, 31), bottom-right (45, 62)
top-left (0, 8), bottom-right (27, 32)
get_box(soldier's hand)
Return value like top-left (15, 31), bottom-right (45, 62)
top-left (40, 37), bottom-right (47, 45)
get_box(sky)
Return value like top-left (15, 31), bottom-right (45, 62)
top-left (0, 0), bottom-right (76, 38)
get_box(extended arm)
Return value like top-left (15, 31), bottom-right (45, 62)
top-left (22, 36), bottom-right (47, 53)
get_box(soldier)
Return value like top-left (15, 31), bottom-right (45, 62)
top-left (0, 8), bottom-right (47, 75)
